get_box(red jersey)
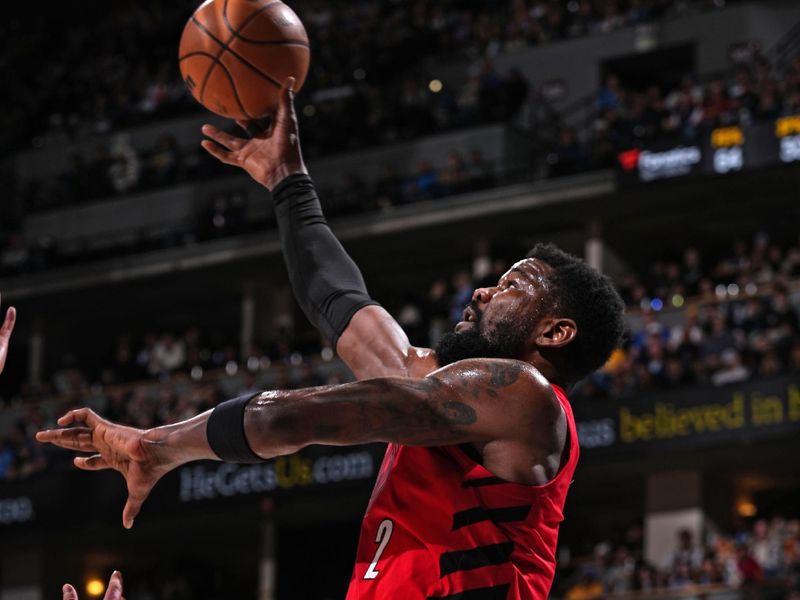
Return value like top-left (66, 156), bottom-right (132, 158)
top-left (346, 384), bottom-right (580, 600)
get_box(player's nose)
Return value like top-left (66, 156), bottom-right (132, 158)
top-left (471, 286), bottom-right (497, 305)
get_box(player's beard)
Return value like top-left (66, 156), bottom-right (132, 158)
top-left (435, 304), bottom-right (533, 367)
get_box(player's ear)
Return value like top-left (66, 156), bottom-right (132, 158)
top-left (535, 318), bottom-right (577, 349)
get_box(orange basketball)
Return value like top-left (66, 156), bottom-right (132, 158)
top-left (179, 0), bottom-right (310, 120)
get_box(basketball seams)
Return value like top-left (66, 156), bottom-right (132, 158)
top-left (222, 0), bottom-right (283, 38)
top-left (234, 39), bottom-right (310, 47)
top-left (223, 0), bottom-right (309, 46)
top-left (181, 0), bottom-right (309, 118)
top-left (214, 60), bottom-right (253, 120)
top-left (179, 50), bottom-right (222, 62)
top-left (190, 16), bottom-right (285, 90)
top-left (189, 16), bottom-right (230, 104)
top-left (191, 0), bottom-right (265, 111)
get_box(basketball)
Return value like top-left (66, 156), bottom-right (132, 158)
top-left (179, 0), bottom-right (310, 120)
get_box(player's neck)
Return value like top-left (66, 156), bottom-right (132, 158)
top-left (528, 353), bottom-right (569, 389)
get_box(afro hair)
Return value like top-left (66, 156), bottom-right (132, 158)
top-left (526, 243), bottom-right (626, 381)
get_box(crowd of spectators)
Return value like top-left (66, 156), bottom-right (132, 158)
top-left (576, 233), bottom-right (800, 399)
top-left (0, 147), bottom-right (498, 278)
top-left (1, 0), bottom-right (756, 274)
top-left (550, 52), bottom-right (800, 174)
top-left (555, 518), bottom-right (800, 599)
top-left (8, 46), bottom-right (800, 277)
top-left (3, 0), bottom-right (716, 153)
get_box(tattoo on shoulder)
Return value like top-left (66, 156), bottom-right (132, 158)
top-left (440, 401), bottom-right (477, 426)
top-left (486, 361), bottom-right (522, 388)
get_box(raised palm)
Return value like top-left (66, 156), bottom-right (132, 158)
top-left (201, 77), bottom-right (306, 190)
top-left (37, 408), bottom-right (175, 528)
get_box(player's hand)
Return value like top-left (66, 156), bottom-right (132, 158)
top-left (0, 299), bottom-right (16, 375)
top-left (62, 571), bottom-right (125, 600)
top-left (201, 76), bottom-right (307, 190)
top-left (36, 409), bottom-right (179, 529)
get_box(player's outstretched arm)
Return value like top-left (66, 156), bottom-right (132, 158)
top-left (240, 359), bottom-right (562, 458)
top-left (0, 300), bottom-right (17, 375)
top-left (37, 359), bottom-right (562, 526)
top-left (63, 571), bottom-right (125, 600)
top-left (201, 79), bottom-right (436, 380)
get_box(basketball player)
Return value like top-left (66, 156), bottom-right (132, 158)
top-left (38, 80), bottom-right (625, 600)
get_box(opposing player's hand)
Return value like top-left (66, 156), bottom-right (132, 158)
top-left (36, 409), bottom-right (179, 529)
top-left (0, 299), bottom-right (16, 375)
top-left (201, 77), bottom-right (307, 190)
top-left (62, 571), bottom-right (125, 600)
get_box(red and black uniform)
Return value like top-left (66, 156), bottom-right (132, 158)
top-left (346, 384), bottom-right (580, 600)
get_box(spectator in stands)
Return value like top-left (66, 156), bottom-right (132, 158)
top-left (666, 529), bottom-right (705, 573)
top-left (565, 573), bottom-right (603, 600)
top-left (550, 128), bottom-right (590, 177)
top-left (108, 134), bottom-right (141, 194)
top-left (147, 134), bottom-right (183, 186)
top-left (737, 543), bottom-right (765, 587)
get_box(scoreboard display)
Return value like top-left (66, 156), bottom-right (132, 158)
top-left (618, 115), bottom-right (800, 184)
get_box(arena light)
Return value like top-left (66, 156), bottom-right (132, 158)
top-left (429, 79), bottom-right (443, 93)
top-left (86, 579), bottom-right (105, 597)
top-left (737, 499), bottom-right (757, 518)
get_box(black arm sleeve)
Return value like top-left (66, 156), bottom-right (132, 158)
top-left (271, 173), bottom-right (379, 348)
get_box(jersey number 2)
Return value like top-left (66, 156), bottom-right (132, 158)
top-left (363, 519), bottom-right (394, 580)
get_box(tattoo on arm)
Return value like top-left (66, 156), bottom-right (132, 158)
top-left (245, 359), bottom-right (534, 457)
top-left (487, 361), bottom-right (522, 387)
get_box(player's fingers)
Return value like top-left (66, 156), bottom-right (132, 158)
top-left (200, 140), bottom-right (238, 165)
top-left (0, 306), bottom-right (16, 336)
top-left (201, 124), bottom-right (246, 150)
top-left (62, 583), bottom-right (79, 600)
top-left (123, 492), bottom-right (146, 530)
top-left (57, 407), bottom-right (102, 427)
top-left (36, 427), bottom-right (97, 452)
top-left (74, 454), bottom-right (111, 471)
top-left (276, 76), bottom-right (298, 128)
top-left (104, 571), bottom-right (124, 600)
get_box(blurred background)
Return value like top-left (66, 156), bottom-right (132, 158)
top-left (1, 0), bottom-right (800, 598)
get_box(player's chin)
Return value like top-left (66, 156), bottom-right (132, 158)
top-left (454, 320), bottom-right (477, 333)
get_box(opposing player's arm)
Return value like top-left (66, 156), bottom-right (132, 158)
top-left (0, 301), bottom-right (17, 375)
top-left (201, 80), bottom-right (435, 380)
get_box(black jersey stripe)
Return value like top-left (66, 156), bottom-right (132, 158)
top-left (427, 583), bottom-right (511, 600)
top-left (439, 542), bottom-right (514, 577)
top-left (452, 505), bottom-right (532, 530)
top-left (461, 476), bottom-right (506, 488)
